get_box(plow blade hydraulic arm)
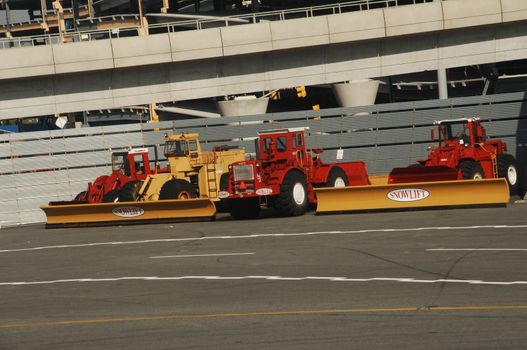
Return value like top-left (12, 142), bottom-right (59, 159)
top-left (315, 179), bottom-right (509, 214)
top-left (41, 199), bottom-right (216, 228)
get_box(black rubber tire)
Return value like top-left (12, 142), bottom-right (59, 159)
top-left (324, 167), bottom-right (348, 187)
top-left (118, 180), bottom-right (143, 202)
top-left (219, 173), bottom-right (230, 191)
top-left (458, 160), bottom-right (485, 180)
top-left (273, 170), bottom-right (308, 217)
top-left (102, 189), bottom-right (120, 203)
top-left (159, 179), bottom-right (196, 200)
top-left (497, 154), bottom-right (519, 194)
top-left (74, 191), bottom-right (87, 201)
top-left (229, 198), bottom-right (261, 220)
top-left (216, 173), bottom-right (231, 213)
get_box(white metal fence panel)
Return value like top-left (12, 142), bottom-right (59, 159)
top-left (0, 92), bottom-right (525, 227)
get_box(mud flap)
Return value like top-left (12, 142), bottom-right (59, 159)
top-left (41, 199), bottom-right (217, 228)
top-left (315, 179), bottom-right (509, 214)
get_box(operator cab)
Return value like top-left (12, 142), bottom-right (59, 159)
top-left (257, 127), bottom-right (308, 165)
top-left (434, 117), bottom-right (481, 147)
top-left (164, 134), bottom-right (200, 159)
top-left (112, 148), bottom-right (151, 177)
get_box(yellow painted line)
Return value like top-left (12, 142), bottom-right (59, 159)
top-left (1, 305), bottom-right (527, 330)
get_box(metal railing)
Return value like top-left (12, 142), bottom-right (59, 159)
top-left (0, 0), bottom-right (434, 49)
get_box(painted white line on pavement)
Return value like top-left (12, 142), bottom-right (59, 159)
top-left (2, 224), bottom-right (527, 254)
top-left (1, 275), bottom-right (527, 287)
top-left (427, 248), bottom-right (527, 251)
top-left (150, 252), bottom-right (256, 259)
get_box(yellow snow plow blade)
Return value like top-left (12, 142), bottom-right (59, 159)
top-left (42, 199), bottom-right (216, 228)
top-left (315, 178), bottom-right (509, 214)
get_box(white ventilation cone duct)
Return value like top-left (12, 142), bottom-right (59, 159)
top-left (216, 96), bottom-right (269, 117)
top-left (332, 79), bottom-right (380, 108)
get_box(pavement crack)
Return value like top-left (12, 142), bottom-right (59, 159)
top-left (431, 250), bottom-right (474, 305)
top-left (342, 247), bottom-right (463, 280)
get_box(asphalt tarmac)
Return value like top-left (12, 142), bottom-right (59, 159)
top-left (1, 204), bottom-right (527, 349)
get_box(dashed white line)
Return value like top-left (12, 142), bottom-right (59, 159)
top-left (1, 275), bottom-right (527, 287)
top-left (150, 252), bottom-right (256, 259)
top-left (2, 225), bottom-right (527, 254)
top-left (427, 248), bottom-right (527, 251)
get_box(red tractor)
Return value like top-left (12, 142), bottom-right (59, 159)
top-left (391, 117), bottom-right (519, 193)
top-left (218, 127), bottom-right (370, 219)
top-left (74, 148), bottom-right (158, 203)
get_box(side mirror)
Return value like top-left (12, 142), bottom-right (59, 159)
top-left (430, 129), bottom-right (435, 141)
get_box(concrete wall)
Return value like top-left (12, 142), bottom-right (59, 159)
top-left (1, 20), bottom-right (527, 120)
top-left (1, 0), bottom-right (527, 81)
top-left (0, 92), bottom-right (526, 227)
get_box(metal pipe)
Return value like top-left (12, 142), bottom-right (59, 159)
top-left (4, 0), bottom-right (12, 39)
top-left (146, 12), bottom-right (249, 23)
top-left (156, 106), bottom-right (221, 118)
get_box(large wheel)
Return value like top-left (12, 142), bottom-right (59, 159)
top-left (118, 180), bottom-right (143, 202)
top-left (498, 154), bottom-right (519, 194)
top-left (219, 173), bottom-right (230, 191)
top-left (458, 160), bottom-right (484, 180)
top-left (216, 173), bottom-right (231, 213)
top-left (159, 179), bottom-right (196, 200)
top-left (324, 167), bottom-right (348, 187)
top-left (74, 191), bottom-right (87, 201)
top-left (102, 189), bottom-right (120, 203)
top-left (273, 171), bottom-right (308, 217)
top-left (229, 198), bottom-right (261, 220)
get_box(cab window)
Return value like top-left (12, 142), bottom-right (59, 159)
top-left (164, 141), bottom-right (185, 156)
top-left (292, 133), bottom-right (303, 148)
top-left (277, 137), bottom-right (287, 152)
top-left (133, 154), bottom-right (145, 174)
top-left (188, 140), bottom-right (198, 152)
top-left (262, 137), bottom-right (272, 152)
top-left (112, 153), bottom-right (129, 176)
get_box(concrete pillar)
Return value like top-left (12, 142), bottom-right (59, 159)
top-left (437, 67), bottom-right (448, 99)
top-left (332, 79), bottom-right (380, 108)
top-left (216, 96), bottom-right (269, 117)
top-left (40, 0), bottom-right (49, 31)
top-left (87, 0), bottom-right (94, 19)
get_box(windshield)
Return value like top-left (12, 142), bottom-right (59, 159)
top-left (164, 139), bottom-right (198, 157)
top-left (164, 140), bottom-right (186, 156)
top-left (112, 152), bottom-right (129, 176)
top-left (261, 136), bottom-right (287, 152)
top-left (441, 122), bottom-right (467, 141)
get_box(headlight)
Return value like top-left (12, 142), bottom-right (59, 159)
top-left (233, 164), bottom-right (254, 181)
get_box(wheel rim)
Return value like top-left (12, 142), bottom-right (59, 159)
top-left (334, 177), bottom-right (346, 187)
top-left (507, 165), bottom-right (518, 185)
top-left (292, 182), bottom-right (306, 205)
top-left (473, 172), bottom-right (483, 180)
top-left (177, 191), bottom-right (191, 199)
